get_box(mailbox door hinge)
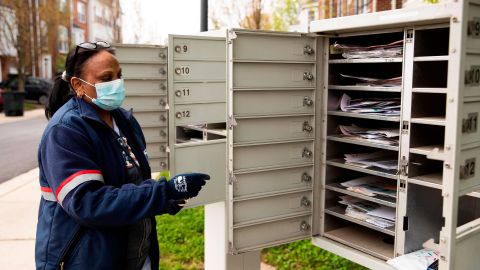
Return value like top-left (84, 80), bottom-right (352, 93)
top-left (228, 116), bottom-right (237, 129)
top-left (400, 157), bottom-right (409, 177)
top-left (228, 242), bottom-right (238, 255)
top-left (228, 172), bottom-right (237, 185)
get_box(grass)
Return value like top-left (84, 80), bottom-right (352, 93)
top-left (24, 101), bottom-right (43, 111)
top-left (156, 206), bottom-right (368, 270)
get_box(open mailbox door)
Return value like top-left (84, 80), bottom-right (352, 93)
top-left (167, 34), bottom-right (228, 207)
top-left (224, 29), bottom-right (323, 254)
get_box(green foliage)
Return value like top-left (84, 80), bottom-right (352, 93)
top-left (156, 207), bottom-right (205, 270)
top-left (56, 54), bottom-right (66, 75)
top-left (263, 240), bottom-right (368, 270)
top-left (157, 206), bottom-right (369, 269)
top-left (424, 0), bottom-right (439, 3)
top-left (272, 0), bottom-right (300, 31)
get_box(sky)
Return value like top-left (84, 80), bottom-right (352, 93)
top-left (120, 0), bottom-right (275, 45)
top-left (120, 0), bottom-right (201, 45)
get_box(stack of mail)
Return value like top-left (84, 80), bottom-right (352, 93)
top-left (344, 151), bottom-right (398, 171)
top-left (332, 40), bottom-right (404, 59)
top-left (339, 124), bottom-right (399, 145)
top-left (340, 74), bottom-right (402, 87)
top-left (339, 94), bottom-right (401, 116)
top-left (339, 195), bottom-right (396, 229)
top-left (341, 175), bottom-right (397, 198)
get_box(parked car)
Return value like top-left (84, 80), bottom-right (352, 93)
top-left (0, 76), bottom-right (53, 105)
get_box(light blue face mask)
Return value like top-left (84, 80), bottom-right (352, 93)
top-left (77, 78), bottom-right (125, 111)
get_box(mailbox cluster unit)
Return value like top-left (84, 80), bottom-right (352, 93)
top-left (115, 44), bottom-right (170, 172)
top-left (117, 1), bottom-right (480, 269)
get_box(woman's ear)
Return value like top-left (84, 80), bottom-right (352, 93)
top-left (70, 77), bottom-right (84, 98)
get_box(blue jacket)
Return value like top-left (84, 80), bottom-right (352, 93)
top-left (36, 98), bottom-right (178, 270)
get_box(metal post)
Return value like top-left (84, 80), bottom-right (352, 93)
top-left (200, 0), bottom-right (208, 32)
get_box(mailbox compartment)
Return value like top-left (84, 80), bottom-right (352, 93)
top-left (234, 116), bottom-right (315, 144)
top-left (148, 157), bottom-right (168, 172)
top-left (121, 63), bottom-right (167, 79)
top-left (458, 146), bottom-right (480, 194)
top-left (233, 166), bottom-right (313, 198)
top-left (134, 111), bottom-right (168, 127)
top-left (233, 90), bottom-right (314, 117)
top-left (173, 103), bottom-right (226, 126)
top-left (463, 54), bottom-right (480, 98)
top-left (172, 37), bottom-right (226, 61)
top-left (233, 63), bottom-right (315, 89)
top-left (123, 95), bottom-right (167, 111)
top-left (233, 191), bottom-right (312, 225)
top-left (124, 79), bottom-right (167, 95)
top-left (233, 141), bottom-right (314, 172)
top-left (172, 61), bottom-right (225, 81)
top-left (146, 142), bottom-right (168, 158)
top-left (115, 45), bottom-right (167, 63)
top-left (142, 127), bottom-right (168, 142)
top-left (173, 82), bottom-right (226, 104)
top-left (460, 101), bottom-right (480, 146)
top-left (232, 215), bottom-right (311, 252)
top-left (232, 33), bottom-right (315, 62)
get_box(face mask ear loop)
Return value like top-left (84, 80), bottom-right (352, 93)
top-left (83, 93), bottom-right (96, 103)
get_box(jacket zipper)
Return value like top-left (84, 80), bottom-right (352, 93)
top-left (59, 228), bottom-right (84, 270)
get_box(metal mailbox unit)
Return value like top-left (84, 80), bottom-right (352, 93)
top-left (114, 44), bottom-right (169, 172)
top-left (166, 1), bottom-right (480, 269)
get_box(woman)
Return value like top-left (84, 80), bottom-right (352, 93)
top-left (35, 41), bottom-right (210, 270)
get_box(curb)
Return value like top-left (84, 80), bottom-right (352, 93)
top-left (0, 168), bottom-right (39, 198)
top-left (0, 109), bottom-right (45, 125)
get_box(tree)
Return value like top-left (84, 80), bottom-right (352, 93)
top-left (240, 0), bottom-right (272, 30)
top-left (272, 0), bottom-right (300, 31)
top-left (0, 0), bottom-right (32, 92)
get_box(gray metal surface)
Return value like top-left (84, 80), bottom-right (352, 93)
top-left (173, 102), bottom-right (226, 126)
top-left (234, 116), bottom-right (315, 144)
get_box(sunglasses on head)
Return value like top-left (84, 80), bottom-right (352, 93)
top-left (69, 41), bottom-right (111, 75)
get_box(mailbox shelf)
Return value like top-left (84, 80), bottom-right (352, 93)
top-left (323, 225), bottom-right (394, 260)
top-left (329, 85), bottom-right (402, 92)
top-left (328, 58), bottom-right (403, 64)
top-left (327, 111), bottom-right (401, 122)
top-left (327, 135), bottom-right (399, 151)
top-left (324, 206), bottom-right (396, 236)
top-left (326, 159), bottom-right (398, 180)
top-left (325, 183), bottom-right (397, 207)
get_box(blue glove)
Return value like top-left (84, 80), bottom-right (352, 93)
top-left (166, 173), bottom-right (210, 200)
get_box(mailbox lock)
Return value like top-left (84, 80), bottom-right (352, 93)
top-left (302, 148), bottom-right (313, 158)
top-left (159, 99), bottom-right (166, 106)
top-left (160, 130), bottom-right (167, 137)
top-left (175, 90), bottom-right (182, 97)
top-left (301, 172), bottom-right (312, 183)
top-left (303, 45), bottom-right (315, 55)
top-left (160, 115), bottom-right (167, 122)
top-left (299, 221), bottom-right (310, 232)
top-left (160, 83), bottom-right (166, 90)
top-left (159, 68), bottom-right (166, 75)
top-left (175, 112), bottom-right (183, 119)
top-left (301, 197), bottom-right (311, 207)
top-left (175, 68), bottom-right (182, 75)
top-left (160, 145), bottom-right (167, 152)
top-left (303, 96), bottom-right (314, 107)
top-left (174, 45), bottom-right (182, 53)
top-left (160, 162), bottom-right (167, 167)
top-left (302, 121), bottom-right (313, 133)
top-left (159, 52), bottom-right (166, 59)
top-left (303, 72), bottom-right (314, 81)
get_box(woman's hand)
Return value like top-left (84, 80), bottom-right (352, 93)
top-left (166, 173), bottom-right (210, 200)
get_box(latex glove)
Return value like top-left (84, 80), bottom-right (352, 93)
top-left (167, 173), bottom-right (210, 200)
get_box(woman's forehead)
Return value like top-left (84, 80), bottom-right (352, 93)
top-left (84, 50), bottom-right (120, 73)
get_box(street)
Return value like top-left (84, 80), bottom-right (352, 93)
top-left (0, 113), bottom-right (47, 183)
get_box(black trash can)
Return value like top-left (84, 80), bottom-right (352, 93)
top-left (3, 91), bottom-right (25, 116)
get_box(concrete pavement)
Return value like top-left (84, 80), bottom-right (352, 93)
top-left (0, 108), bottom-right (45, 124)
top-left (0, 168), bottom-right (39, 269)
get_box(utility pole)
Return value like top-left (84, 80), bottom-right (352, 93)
top-left (28, 0), bottom-right (36, 77)
top-left (201, 0), bottom-right (208, 32)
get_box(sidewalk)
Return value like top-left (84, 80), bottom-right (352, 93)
top-left (0, 108), bottom-right (45, 124)
top-left (0, 168), bottom-right (39, 269)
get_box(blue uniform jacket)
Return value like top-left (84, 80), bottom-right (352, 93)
top-left (35, 97), bottom-right (178, 270)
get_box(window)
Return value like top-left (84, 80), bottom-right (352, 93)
top-left (77, 2), bottom-right (86, 23)
top-left (308, 10), bottom-right (315, 22)
top-left (57, 25), bottom-right (69, 54)
top-left (59, 0), bottom-right (67, 11)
